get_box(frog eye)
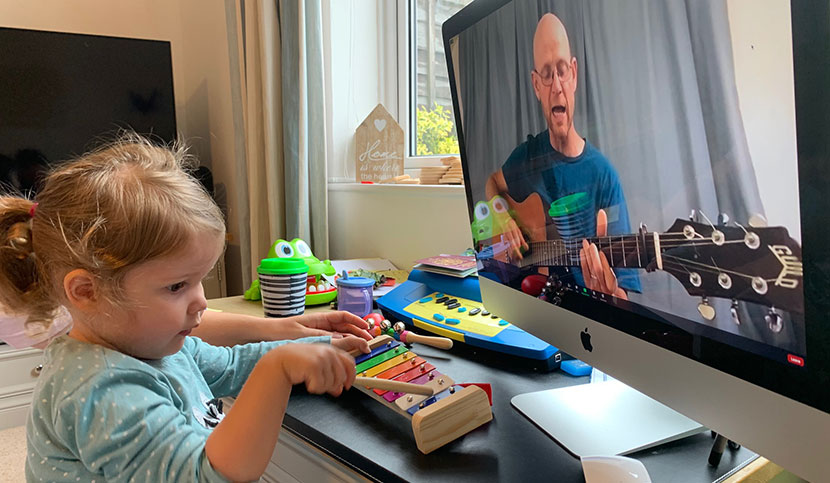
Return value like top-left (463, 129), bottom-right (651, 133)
top-left (492, 196), bottom-right (508, 213)
top-left (293, 239), bottom-right (312, 257)
top-left (275, 241), bottom-right (294, 258)
top-left (474, 202), bottom-right (490, 221)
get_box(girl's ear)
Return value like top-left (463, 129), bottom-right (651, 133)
top-left (63, 269), bottom-right (99, 311)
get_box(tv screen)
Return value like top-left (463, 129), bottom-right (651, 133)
top-left (0, 27), bottom-right (177, 194)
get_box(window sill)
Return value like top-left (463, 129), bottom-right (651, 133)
top-left (327, 182), bottom-right (466, 196)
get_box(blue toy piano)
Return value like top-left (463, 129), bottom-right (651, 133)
top-left (377, 269), bottom-right (562, 371)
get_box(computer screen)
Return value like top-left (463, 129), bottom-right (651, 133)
top-left (443, 1), bottom-right (829, 480)
top-left (0, 27), bottom-right (177, 195)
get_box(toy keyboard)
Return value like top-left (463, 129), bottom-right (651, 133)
top-left (377, 270), bottom-right (561, 370)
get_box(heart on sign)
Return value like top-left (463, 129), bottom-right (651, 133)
top-left (374, 119), bottom-right (387, 132)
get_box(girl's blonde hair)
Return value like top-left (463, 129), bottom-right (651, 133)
top-left (0, 133), bottom-right (225, 328)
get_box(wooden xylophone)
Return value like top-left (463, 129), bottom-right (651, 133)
top-left (349, 334), bottom-right (493, 454)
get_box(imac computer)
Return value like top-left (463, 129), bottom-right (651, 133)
top-left (443, 1), bottom-right (829, 480)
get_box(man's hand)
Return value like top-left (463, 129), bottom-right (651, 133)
top-left (486, 170), bottom-right (528, 261)
top-left (504, 218), bottom-right (530, 261)
top-left (291, 310), bottom-right (373, 341)
top-left (579, 209), bottom-right (628, 300)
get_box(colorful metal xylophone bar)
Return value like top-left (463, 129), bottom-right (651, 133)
top-left (349, 334), bottom-right (493, 454)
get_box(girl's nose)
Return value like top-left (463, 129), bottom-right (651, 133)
top-left (189, 283), bottom-right (208, 314)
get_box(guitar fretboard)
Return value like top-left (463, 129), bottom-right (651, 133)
top-left (520, 233), bottom-right (657, 269)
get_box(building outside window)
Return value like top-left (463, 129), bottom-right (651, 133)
top-left (410, 0), bottom-right (473, 157)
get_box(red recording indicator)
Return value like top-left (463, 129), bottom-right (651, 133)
top-left (787, 354), bottom-right (805, 367)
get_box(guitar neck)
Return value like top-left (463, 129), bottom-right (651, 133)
top-left (522, 233), bottom-right (658, 269)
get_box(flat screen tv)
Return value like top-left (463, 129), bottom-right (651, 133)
top-left (0, 27), bottom-right (177, 195)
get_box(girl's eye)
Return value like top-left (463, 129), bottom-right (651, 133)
top-left (168, 282), bottom-right (187, 293)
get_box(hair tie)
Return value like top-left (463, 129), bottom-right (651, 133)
top-left (29, 202), bottom-right (38, 218)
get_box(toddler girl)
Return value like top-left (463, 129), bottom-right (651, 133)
top-left (0, 136), bottom-right (363, 482)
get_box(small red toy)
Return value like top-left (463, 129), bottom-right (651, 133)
top-left (521, 274), bottom-right (547, 297)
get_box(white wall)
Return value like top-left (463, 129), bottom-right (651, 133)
top-left (0, 0), bottom-right (245, 293)
top-left (323, 0), bottom-right (474, 269)
top-left (328, 184), bottom-right (472, 269)
top-left (727, 0), bottom-right (801, 240)
top-left (326, 0), bottom-right (384, 183)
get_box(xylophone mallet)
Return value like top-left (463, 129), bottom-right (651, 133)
top-left (354, 376), bottom-right (435, 396)
top-left (392, 321), bottom-right (453, 350)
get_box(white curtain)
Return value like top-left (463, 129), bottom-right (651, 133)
top-left (226, 0), bottom-right (329, 289)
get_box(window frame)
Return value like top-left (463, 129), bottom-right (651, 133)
top-left (393, 0), bottom-right (459, 169)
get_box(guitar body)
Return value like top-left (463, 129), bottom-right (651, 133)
top-left (501, 191), bottom-right (548, 243)
top-left (499, 192), bottom-right (553, 276)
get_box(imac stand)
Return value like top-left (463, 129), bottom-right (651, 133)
top-left (511, 377), bottom-right (705, 457)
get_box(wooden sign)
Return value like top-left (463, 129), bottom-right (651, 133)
top-left (355, 104), bottom-right (404, 183)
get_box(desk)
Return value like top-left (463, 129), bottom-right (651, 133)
top-left (209, 296), bottom-right (773, 482)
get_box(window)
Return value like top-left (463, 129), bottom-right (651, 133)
top-left (407, 0), bottom-right (473, 159)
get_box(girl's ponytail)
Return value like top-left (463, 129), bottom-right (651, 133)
top-left (0, 197), bottom-right (55, 326)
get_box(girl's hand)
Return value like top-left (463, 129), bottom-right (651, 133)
top-left (291, 311), bottom-right (372, 340)
top-left (272, 343), bottom-right (356, 396)
top-left (330, 334), bottom-right (370, 354)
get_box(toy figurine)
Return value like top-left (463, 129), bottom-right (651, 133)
top-left (470, 195), bottom-right (516, 249)
top-left (244, 238), bottom-right (338, 306)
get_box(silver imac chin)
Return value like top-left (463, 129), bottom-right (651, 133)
top-left (480, 275), bottom-right (830, 481)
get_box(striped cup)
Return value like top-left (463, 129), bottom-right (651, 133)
top-left (257, 258), bottom-right (309, 317)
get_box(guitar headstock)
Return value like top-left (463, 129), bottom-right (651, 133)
top-left (658, 219), bottom-right (803, 314)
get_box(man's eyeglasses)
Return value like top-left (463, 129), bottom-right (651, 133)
top-left (534, 59), bottom-right (574, 86)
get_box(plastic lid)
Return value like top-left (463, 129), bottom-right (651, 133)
top-left (336, 270), bottom-right (374, 288)
top-left (548, 192), bottom-right (589, 217)
top-left (257, 258), bottom-right (309, 275)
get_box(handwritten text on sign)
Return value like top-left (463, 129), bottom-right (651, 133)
top-left (358, 140), bottom-right (402, 180)
top-left (355, 104), bottom-right (404, 182)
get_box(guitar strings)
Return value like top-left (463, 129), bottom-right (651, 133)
top-left (660, 255), bottom-right (775, 282)
top-left (518, 251), bottom-right (783, 286)
top-left (515, 236), bottom-right (783, 271)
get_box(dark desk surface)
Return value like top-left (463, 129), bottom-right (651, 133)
top-left (208, 297), bottom-right (757, 482)
top-left (281, 342), bottom-right (757, 482)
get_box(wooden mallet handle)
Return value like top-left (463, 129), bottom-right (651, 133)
top-left (400, 331), bottom-right (453, 350)
top-left (355, 376), bottom-right (435, 396)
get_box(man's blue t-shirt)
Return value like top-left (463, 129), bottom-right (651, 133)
top-left (502, 130), bottom-right (641, 292)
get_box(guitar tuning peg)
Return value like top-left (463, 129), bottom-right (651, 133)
top-left (718, 213), bottom-right (730, 226)
top-left (765, 308), bottom-right (783, 333)
top-left (697, 297), bottom-right (716, 321)
top-left (730, 300), bottom-right (740, 325)
top-left (748, 213), bottom-right (768, 228)
top-left (689, 209), bottom-right (697, 222)
top-left (638, 222), bottom-right (648, 234)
